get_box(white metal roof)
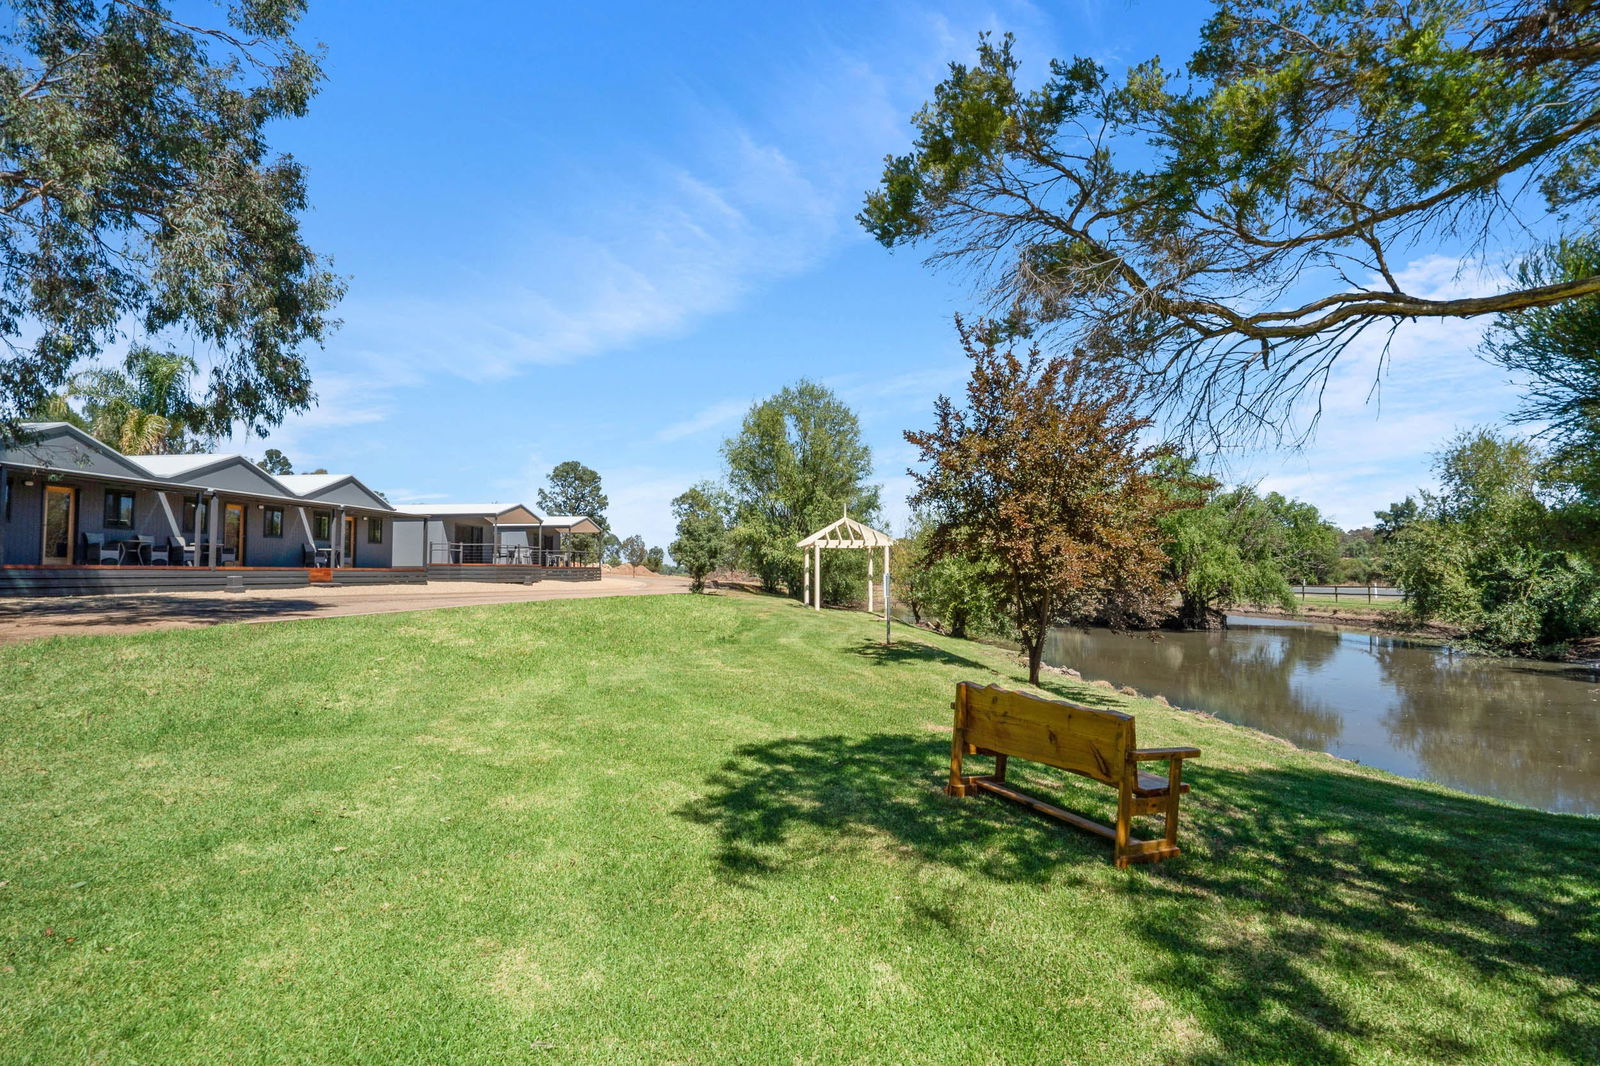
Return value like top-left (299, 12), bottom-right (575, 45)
top-left (393, 503), bottom-right (541, 518)
top-left (132, 453), bottom-right (246, 477)
top-left (275, 473), bottom-right (347, 493)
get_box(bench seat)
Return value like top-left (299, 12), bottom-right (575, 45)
top-left (1133, 771), bottom-right (1191, 797)
top-left (950, 682), bottom-right (1200, 868)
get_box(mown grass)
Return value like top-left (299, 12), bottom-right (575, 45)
top-left (1, 592), bottom-right (1596, 1065)
top-left (1292, 593), bottom-right (1406, 612)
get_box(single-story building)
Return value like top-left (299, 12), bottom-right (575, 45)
top-left (0, 423), bottom-right (600, 596)
top-left (395, 505), bottom-right (603, 582)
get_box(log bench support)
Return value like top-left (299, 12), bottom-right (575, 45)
top-left (947, 681), bottom-right (1200, 869)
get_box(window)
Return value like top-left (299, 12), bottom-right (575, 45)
top-left (367, 516), bottom-right (384, 544)
top-left (104, 489), bottom-right (135, 528)
top-left (264, 506), bottom-right (284, 538)
top-left (314, 511), bottom-right (331, 540)
top-left (182, 498), bottom-right (210, 536)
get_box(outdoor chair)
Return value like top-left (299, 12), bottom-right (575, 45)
top-left (124, 535), bottom-right (153, 566)
top-left (83, 533), bottom-right (120, 566)
top-left (219, 545), bottom-right (238, 566)
top-left (145, 536), bottom-right (170, 565)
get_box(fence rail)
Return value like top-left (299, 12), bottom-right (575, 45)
top-left (1295, 585), bottom-right (1405, 602)
top-left (427, 542), bottom-right (597, 567)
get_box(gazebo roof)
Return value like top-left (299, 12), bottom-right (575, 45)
top-left (797, 514), bottom-right (893, 549)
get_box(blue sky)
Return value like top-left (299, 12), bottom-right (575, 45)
top-left (243, 0), bottom-right (1538, 550)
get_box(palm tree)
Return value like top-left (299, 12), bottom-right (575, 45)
top-left (30, 348), bottom-right (210, 454)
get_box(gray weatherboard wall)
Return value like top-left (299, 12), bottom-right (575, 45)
top-left (3, 477), bottom-right (44, 565)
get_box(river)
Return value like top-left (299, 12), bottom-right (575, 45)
top-left (1042, 616), bottom-right (1600, 815)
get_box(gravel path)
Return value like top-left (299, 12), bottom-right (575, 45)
top-left (0, 573), bottom-right (691, 645)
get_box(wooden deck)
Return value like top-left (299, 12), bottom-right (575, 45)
top-left (0, 565), bottom-right (426, 597)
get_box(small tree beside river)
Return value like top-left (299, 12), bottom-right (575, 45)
top-left (906, 322), bottom-right (1198, 684)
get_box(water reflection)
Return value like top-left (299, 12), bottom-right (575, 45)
top-left (1045, 617), bottom-right (1600, 814)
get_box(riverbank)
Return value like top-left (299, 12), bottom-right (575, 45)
top-left (1229, 602), bottom-right (1464, 639)
top-left (2, 592), bottom-right (1596, 1063)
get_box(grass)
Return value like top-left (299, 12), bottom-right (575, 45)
top-left (1, 592), bottom-right (1596, 1065)
top-left (1291, 593), bottom-right (1406, 612)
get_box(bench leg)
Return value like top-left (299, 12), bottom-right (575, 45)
top-left (1164, 760), bottom-right (1183, 850)
top-left (948, 693), bottom-right (969, 797)
top-left (992, 753), bottom-right (1008, 784)
top-left (1114, 777), bottom-right (1133, 870)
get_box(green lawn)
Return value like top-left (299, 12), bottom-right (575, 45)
top-left (1292, 593), bottom-right (1406, 612)
top-left (1, 594), bottom-right (1596, 1065)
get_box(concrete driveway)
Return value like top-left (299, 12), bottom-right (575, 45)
top-left (0, 573), bottom-right (691, 645)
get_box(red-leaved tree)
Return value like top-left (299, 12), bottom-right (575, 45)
top-left (907, 321), bottom-right (1198, 683)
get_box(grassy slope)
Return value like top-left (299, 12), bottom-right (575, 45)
top-left (0, 593), bottom-right (1596, 1066)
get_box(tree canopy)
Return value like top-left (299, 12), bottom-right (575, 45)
top-left (670, 482), bottom-right (730, 593)
top-left (1388, 428), bottom-right (1600, 653)
top-left (907, 321), bottom-right (1195, 683)
top-left (722, 380), bottom-right (880, 600)
top-left (1482, 234), bottom-right (1600, 503)
top-left (0, 0), bottom-right (345, 444)
top-left (30, 345), bottom-right (209, 454)
top-left (862, 2), bottom-right (1600, 441)
top-left (538, 461), bottom-right (610, 534)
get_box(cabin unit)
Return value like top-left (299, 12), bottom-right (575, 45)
top-left (0, 424), bottom-right (598, 596)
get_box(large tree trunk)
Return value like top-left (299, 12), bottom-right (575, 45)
top-left (950, 606), bottom-right (969, 640)
top-left (1025, 638), bottom-right (1043, 685)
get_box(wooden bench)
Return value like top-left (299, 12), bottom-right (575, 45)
top-left (947, 682), bottom-right (1200, 868)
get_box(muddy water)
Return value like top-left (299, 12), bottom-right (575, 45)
top-left (1043, 616), bottom-right (1600, 814)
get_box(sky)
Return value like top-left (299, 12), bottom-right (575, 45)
top-left (235, 0), bottom-right (1540, 551)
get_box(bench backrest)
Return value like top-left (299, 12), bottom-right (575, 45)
top-left (957, 682), bottom-right (1136, 786)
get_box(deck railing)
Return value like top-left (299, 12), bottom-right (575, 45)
top-left (427, 542), bottom-right (597, 567)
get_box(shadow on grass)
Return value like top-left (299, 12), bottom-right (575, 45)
top-left (845, 637), bottom-right (1006, 677)
top-left (679, 732), bottom-right (1600, 1064)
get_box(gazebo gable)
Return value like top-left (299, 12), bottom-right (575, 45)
top-left (797, 514), bottom-right (892, 549)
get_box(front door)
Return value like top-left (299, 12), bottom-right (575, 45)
top-left (343, 516), bottom-right (357, 567)
top-left (223, 503), bottom-right (245, 566)
top-left (41, 485), bottom-right (75, 566)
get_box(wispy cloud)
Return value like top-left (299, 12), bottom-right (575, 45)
top-left (656, 398), bottom-right (750, 443)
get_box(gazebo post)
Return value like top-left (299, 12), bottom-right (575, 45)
top-left (803, 550), bottom-right (811, 606)
top-left (813, 542), bottom-right (821, 611)
top-left (867, 552), bottom-right (874, 613)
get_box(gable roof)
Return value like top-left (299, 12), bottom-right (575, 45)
top-left (276, 473), bottom-right (394, 511)
top-left (275, 474), bottom-right (344, 493)
top-left (539, 515), bottom-right (602, 534)
top-left (4, 422), bottom-right (160, 482)
top-left (798, 514), bottom-right (893, 549)
top-left (394, 503), bottom-right (543, 523)
top-left (127, 452), bottom-right (297, 498)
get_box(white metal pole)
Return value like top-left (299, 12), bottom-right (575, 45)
top-left (867, 553), bottom-right (874, 613)
top-left (883, 544), bottom-right (891, 644)
top-left (814, 543), bottom-right (821, 611)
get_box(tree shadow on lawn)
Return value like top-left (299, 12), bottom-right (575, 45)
top-left (678, 732), bottom-right (1600, 1064)
top-left (845, 637), bottom-right (1012, 679)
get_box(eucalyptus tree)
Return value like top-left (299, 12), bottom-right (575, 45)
top-left (722, 381), bottom-right (880, 600)
top-left (0, 0), bottom-right (344, 443)
top-left (862, 1), bottom-right (1600, 442)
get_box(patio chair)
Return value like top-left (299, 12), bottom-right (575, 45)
top-left (83, 533), bottom-right (120, 566)
top-left (219, 544), bottom-right (237, 566)
top-left (124, 535), bottom-right (154, 565)
top-left (147, 537), bottom-right (171, 565)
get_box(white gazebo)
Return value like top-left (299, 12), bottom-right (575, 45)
top-left (798, 512), bottom-right (894, 642)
